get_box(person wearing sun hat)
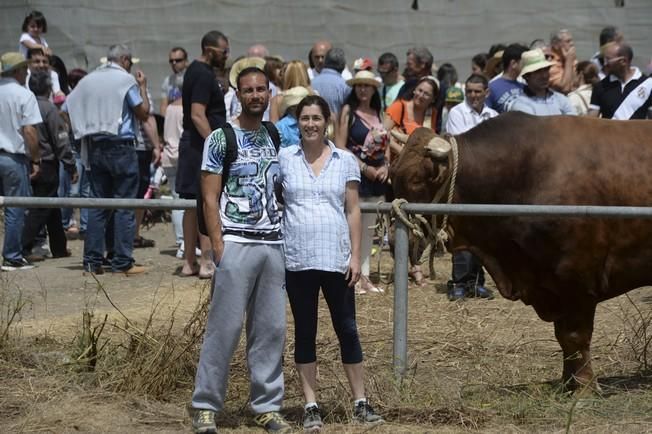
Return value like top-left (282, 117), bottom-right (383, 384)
top-left (275, 85), bottom-right (312, 148)
top-left (336, 70), bottom-right (388, 294)
top-left (0, 51), bottom-right (43, 271)
top-left (510, 48), bottom-right (576, 116)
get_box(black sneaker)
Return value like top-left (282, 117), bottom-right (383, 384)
top-left (253, 411), bottom-right (291, 433)
top-left (191, 409), bottom-right (217, 434)
top-left (353, 401), bottom-right (384, 425)
top-left (468, 285), bottom-right (495, 300)
top-left (303, 405), bottom-right (323, 432)
top-left (1, 258), bottom-right (35, 271)
top-left (83, 263), bottom-right (104, 275)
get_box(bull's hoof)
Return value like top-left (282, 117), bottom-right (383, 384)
top-left (560, 375), bottom-right (602, 395)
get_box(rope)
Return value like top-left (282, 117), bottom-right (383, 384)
top-left (435, 135), bottom-right (459, 250)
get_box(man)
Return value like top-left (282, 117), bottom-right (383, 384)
top-left (307, 40), bottom-right (352, 80)
top-left (247, 43), bottom-right (269, 58)
top-left (160, 47), bottom-right (188, 257)
top-left (510, 49), bottom-right (576, 116)
top-left (591, 26), bottom-right (625, 79)
top-left (190, 67), bottom-right (289, 434)
top-left (377, 52), bottom-right (405, 111)
top-left (486, 43), bottom-right (528, 113)
top-left (0, 52), bottom-right (42, 271)
top-left (177, 30), bottom-right (229, 279)
top-left (160, 46), bottom-right (188, 116)
top-left (589, 43), bottom-right (652, 120)
top-left (548, 29), bottom-right (577, 94)
top-left (22, 71), bottom-right (77, 260)
top-left (397, 46), bottom-right (433, 99)
top-left (444, 73), bottom-right (499, 300)
top-left (310, 47), bottom-right (351, 116)
top-left (26, 47), bottom-right (63, 96)
top-left (66, 44), bottom-right (149, 275)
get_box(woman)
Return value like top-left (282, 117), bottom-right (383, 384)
top-left (269, 60), bottom-right (311, 122)
top-left (336, 70), bottom-right (388, 294)
top-left (279, 95), bottom-right (383, 431)
top-left (384, 75), bottom-right (439, 157)
top-left (568, 61), bottom-right (600, 116)
top-left (384, 75), bottom-right (439, 285)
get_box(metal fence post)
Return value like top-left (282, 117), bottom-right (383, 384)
top-left (393, 217), bottom-right (409, 379)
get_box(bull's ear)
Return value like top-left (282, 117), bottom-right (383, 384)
top-left (425, 136), bottom-right (451, 160)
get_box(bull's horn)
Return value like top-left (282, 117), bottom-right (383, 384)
top-left (390, 129), bottom-right (409, 144)
top-left (425, 137), bottom-right (451, 159)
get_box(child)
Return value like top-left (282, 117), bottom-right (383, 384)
top-left (19, 10), bottom-right (50, 58)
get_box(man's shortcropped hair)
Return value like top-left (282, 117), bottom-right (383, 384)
top-left (170, 46), bottom-right (188, 59)
top-left (236, 66), bottom-right (269, 90)
top-left (107, 44), bottom-right (133, 62)
top-left (407, 46), bottom-right (433, 70)
top-left (29, 71), bottom-right (52, 97)
top-left (466, 73), bottom-right (488, 89)
top-left (502, 43), bottom-right (528, 70)
top-left (617, 43), bottom-right (634, 63)
top-left (22, 10), bottom-right (47, 33)
top-left (378, 52), bottom-right (399, 70)
top-left (599, 26), bottom-right (619, 47)
top-left (27, 47), bottom-right (46, 59)
top-left (323, 48), bottom-right (346, 73)
top-left (201, 30), bottom-right (227, 52)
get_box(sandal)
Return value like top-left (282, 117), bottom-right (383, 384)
top-left (133, 236), bottom-right (155, 248)
top-left (409, 266), bottom-right (424, 286)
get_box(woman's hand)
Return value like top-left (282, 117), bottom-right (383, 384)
top-left (375, 164), bottom-right (389, 183)
top-left (346, 256), bottom-right (361, 288)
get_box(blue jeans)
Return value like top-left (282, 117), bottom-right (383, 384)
top-left (59, 150), bottom-right (89, 232)
top-left (83, 141), bottom-right (139, 271)
top-left (0, 152), bottom-right (31, 261)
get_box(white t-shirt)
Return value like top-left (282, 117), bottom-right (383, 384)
top-left (0, 77), bottom-right (43, 154)
top-left (19, 32), bottom-right (49, 59)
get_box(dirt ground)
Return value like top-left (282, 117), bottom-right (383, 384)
top-left (2, 221), bottom-right (652, 433)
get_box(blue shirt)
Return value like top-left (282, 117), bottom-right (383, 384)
top-left (279, 141), bottom-right (360, 273)
top-left (275, 115), bottom-right (300, 148)
top-left (510, 89), bottom-right (577, 116)
top-left (487, 76), bottom-right (524, 113)
top-left (311, 68), bottom-right (351, 114)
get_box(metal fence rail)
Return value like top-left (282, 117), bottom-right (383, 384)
top-left (5, 196), bottom-right (652, 378)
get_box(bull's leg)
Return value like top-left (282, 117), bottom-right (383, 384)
top-left (553, 303), bottom-right (598, 391)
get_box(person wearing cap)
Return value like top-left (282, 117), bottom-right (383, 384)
top-left (275, 85), bottom-right (311, 148)
top-left (486, 43), bottom-right (528, 113)
top-left (65, 43), bottom-right (150, 275)
top-left (510, 49), bottom-right (576, 116)
top-left (443, 73), bottom-right (499, 301)
top-left (176, 30), bottom-right (229, 278)
top-left (440, 86), bottom-right (463, 134)
top-left (377, 52), bottom-right (405, 111)
top-left (0, 52), bottom-right (42, 271)
top-left (336, 70), bottom-right (388, 294)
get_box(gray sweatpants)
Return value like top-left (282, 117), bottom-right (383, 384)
top-left (191, 241), bottom-right (286, 414)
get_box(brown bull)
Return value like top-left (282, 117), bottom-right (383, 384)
top-left (390, 111), bottom-right (652, 389)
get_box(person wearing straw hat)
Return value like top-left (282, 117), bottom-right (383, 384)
top-left (275, 85), bottom-right (311, 148)
top-left (510, 48), bottom-right (576, 116)
top-left (336, 70), bottom-right (388, 294)
top-left (0, 51), bottom-right (42, 271)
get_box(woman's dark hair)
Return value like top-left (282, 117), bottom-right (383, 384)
top-left (68, 68), bottom-right (87, 89)
top-left (576, 61), bottom-right (600, 86)
top-left (264, 56), bottom-right (284, 87)
top-left (408, 76), bottom-right (439, 108)
top-left (471, 53), bottom-right (488, 71)
top-left (343, 83), bottom-right (382, 118)
top-left (50, 55), bottom-right (70, 94)
top-left (296, 95), bottom-right (331, 124)
top-left (436, 63), bottom-right (458, 88)
top-left (22, 10), bottom-right (47, 33)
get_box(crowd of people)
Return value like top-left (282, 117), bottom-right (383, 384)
top-left (2, 9), bottom-right (652, 433)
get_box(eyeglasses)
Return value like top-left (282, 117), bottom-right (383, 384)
top-left (169, 58), bottom-right (186, 64)
top-left (604, 56), bottom-right (624, 65)
top-left (207, 46), bottom-right (229, 56)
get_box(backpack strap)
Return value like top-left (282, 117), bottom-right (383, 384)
top-left (261, 121), bottom-right (281, 152)
top-left (197, 124), bottom-right (237, 236)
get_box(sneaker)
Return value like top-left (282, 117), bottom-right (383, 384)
top-left (353, 401), bottom-right (384, 425)
top-left (133, 236), bottom-right (155, 248)
top-left (253, 411), bottom-right (291, 433)
top-left (31, 244), bottom-right (52, 259)
top-left (191, 409), bottom-right (217, 434)
top-left (1, 258), bottom-right (35, 271)
top-left (303, 405), bottom-right (323, 432)
top-left (446, 281), bottom-right (465, 301)
top-left (117, 265), bottom-right (147, 276)
top-left (468, 285), bottom-right (495, 300)
top-left (175, 244), bottom-right (185, 259)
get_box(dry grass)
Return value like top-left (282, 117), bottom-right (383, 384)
top-left (1, 249), bottom-right (652, 433)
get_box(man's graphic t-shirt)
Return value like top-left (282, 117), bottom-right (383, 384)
top-left (201, 123), bottom-right (282, 243)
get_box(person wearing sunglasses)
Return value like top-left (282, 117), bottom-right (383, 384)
top-left (589, 42), bottom-right (652, 120)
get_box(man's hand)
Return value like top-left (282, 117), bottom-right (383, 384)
top-left (563, 45), bottom-right (576, 62)
top-left (135, 70), bottom-right (147, 87)
top-left (375, 165), bottom-right (389, 183)
top-left (30, 162), bottom-right (41, 181)
top-left (212, 239), bottom-right (225, 266)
